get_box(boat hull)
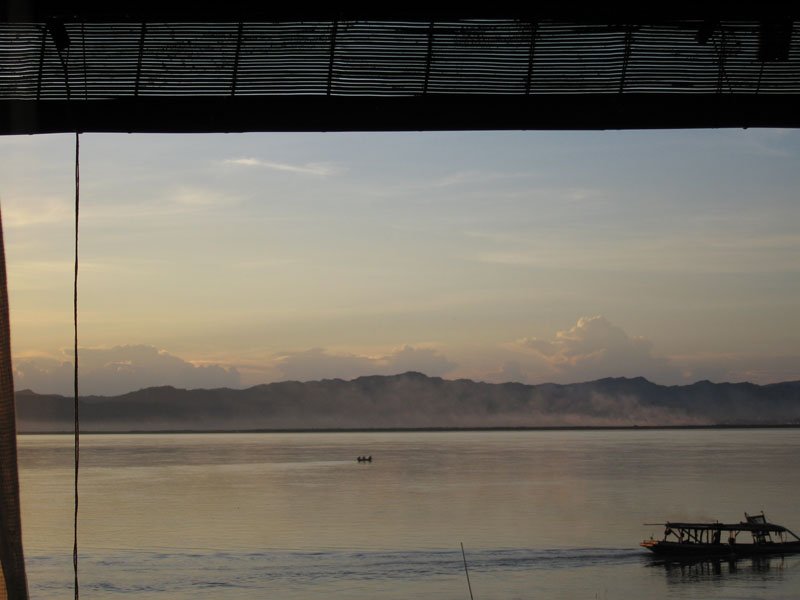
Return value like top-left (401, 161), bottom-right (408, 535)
top-left (641, 540), bottom-right (800, 557)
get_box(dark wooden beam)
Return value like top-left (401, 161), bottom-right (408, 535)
top-left (2, 93), bottom-right (798, 135)
top-left (3, 2), bottom-right (799, 24)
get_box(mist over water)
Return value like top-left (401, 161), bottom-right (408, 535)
top-left (18, 429), bottom-right (800, 599)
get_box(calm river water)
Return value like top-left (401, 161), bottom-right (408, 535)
top-left (18, 429), bottom-right (800, 599)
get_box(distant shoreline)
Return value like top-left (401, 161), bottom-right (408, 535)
top-left (17, 374), bottom-right (800, 433)
top-left (19, 424), bottom-right (800, 435)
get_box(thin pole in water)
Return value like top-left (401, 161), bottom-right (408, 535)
top-left (461, 542), bottom-right (474, 600)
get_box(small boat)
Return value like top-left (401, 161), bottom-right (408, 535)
top-left (641, 512), bottom-right (800, 557)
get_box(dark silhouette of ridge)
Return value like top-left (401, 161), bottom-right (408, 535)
top-left (15, 373), bottom-right (800, 433)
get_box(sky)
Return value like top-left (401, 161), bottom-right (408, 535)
top-left (0, 128), bottom-right (798, 395)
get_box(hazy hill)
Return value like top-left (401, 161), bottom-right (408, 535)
top-left (14, 373), bottom-right (800, 432)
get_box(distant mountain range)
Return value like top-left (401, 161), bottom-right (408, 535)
top-left (15, 372), bottom-right (800, 432)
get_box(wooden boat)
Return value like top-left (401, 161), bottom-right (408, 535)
top-left (641, 512), bottom-right (800, 557)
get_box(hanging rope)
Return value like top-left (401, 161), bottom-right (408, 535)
top-left (50, 18), bottom-right (81, 598)
top-left (72, 132), bottom-right (80, 600)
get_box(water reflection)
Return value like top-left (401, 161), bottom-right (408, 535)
top-left (19, 431), bottom-right (800, 599)
top-left (647, 554), bottom-right (797, 584)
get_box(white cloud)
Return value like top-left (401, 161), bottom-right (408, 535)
top-left (563, 187), bottom-right (606, 202)
top-left (670, 352), bottom-right (800, 385)
top-left (434, 170), bottom-right (534, 187)
top-left (170, 186), bottom-right (237, 208)
top-left (14, 345), bottom-right (241, 396)
top-left (274, 348), bottom-right (374, 381)
top-left (275, 345), bottom-right (457, 381)
top-left (383, 345), bottom-right (457, 376)
top-left (518, 316), bottom-right (680, 383)
top-left (482, 360), bottom-right (526, 384)
top-left (2, 196), bottom-right (71, 228)
top-left (224, 158), bottom-right (342, 176)
top-left (76, 187), bottom-right (241, 226)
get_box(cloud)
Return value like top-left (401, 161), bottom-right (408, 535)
top-left (274, 348), bottom-right (374, 381)
top-left (170, 186), bottom-right (237, 208)
top-left (482, 360), bottom-right (526, 384)
top-left (14, 345), bottom-right (241, 396)
top-left (76, 187), bottom-right (241, 227)
top-left (671, 352), bottom-right (800, 385)
top-left (2, 196), bottom-right (71, 228)
top-left (434, 170), bottom-right (534, 187)
top-left (518, 316), bottom-right (680, 383)
top-left (224, 158), bottom-right (342, 176)
top-left (275, 345), bottom-right (457, 381)
top-left (383, 345), bottom-right (457, 376)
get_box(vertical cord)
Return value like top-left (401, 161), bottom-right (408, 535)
top-left (460, 542), bottom-right (474, 600)
top-left (55, 29), bottom-right (80, 600)
top-left (52, 22), bottom-right (80, 599)
top-left (73, 132), bottom-right (80, 600)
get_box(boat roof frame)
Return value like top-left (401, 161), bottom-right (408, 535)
top-left (655, 522), bottom-right (791, 533)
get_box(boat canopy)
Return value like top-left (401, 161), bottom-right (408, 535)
top-left (657, 522), bottom-right (791, 533)
top-left (641, 513), bottom-right (800, 554)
